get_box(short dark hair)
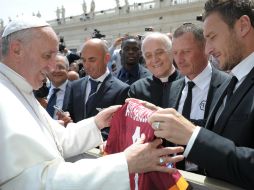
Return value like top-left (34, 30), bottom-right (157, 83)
top-left (173, 23), bottom-right (205, 45)
top-left (203, 0), bottom-right (254, 28)
top-left (121, 36), bottom-right (141, 49)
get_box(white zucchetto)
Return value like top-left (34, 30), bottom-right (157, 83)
top-left (2, 16), bottom-right (49, 38)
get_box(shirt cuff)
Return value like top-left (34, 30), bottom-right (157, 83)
top-left (183, 126), bottom-right (201, 157)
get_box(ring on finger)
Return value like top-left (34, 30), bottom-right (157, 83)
top-left (159, 157), bottom-right (164, 164)
top-left (152, 121), bottom-right (160, 130)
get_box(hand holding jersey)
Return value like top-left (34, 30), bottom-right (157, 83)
top-left (124, 134), bottom-right (184, 174)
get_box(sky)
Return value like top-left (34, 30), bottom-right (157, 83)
top-left (0, 0), bottom-right (150, 25)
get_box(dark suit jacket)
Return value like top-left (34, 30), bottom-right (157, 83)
top-left (163, 66), bottom-right (230, 123)
top-left (66, 73), bottom-right (129, 140)
top-left (187, 67), bottom-right (254, 189)
top-left (62, 80), bottom-right (72, 111)
top-left (128, 70), bottom-right (182, 107)
top-left (117, 64), bottom-right (151, 85)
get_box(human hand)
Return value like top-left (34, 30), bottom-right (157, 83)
top-left (124, 134), bottom-right (184, 174)
top-left (99, 140), bottom-right (107, 155)
top-left (148, 108), bottom-right (196, 145)
top-left (94, 105), bottom-right (122, 130)
top-left (125, 98), bottom-right (161, 111)
top-left (57, 111), bottom-right (73, 127)
top-left (113, 37), bottom-right (123, 47)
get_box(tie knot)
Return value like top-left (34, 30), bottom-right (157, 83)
top-left (89, 78), bottom-right (100, 95)
top-left (53, 88), bottom-right (60, 94)
top-left (228, 76), bottom-right (238, 89)
top-left (187, 81), bottom-right (195, 90)
top-left (89, 78), bottom-right (100, 87)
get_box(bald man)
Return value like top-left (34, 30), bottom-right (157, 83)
top-left (67, 70), bottom-right (79, 81)
top-left (66, 38), bottom-right (129, 140)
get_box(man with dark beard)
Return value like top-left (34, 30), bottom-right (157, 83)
top-left (148, 0), bottom-right (254, 189)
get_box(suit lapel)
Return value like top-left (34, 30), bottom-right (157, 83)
top-left (81, 77), bottom-right (89, 101)
top-left (204, 68), bottom-right (226, 119)
top-left (82, 77), bottom-right (89, 117)
top-left (86, 74), bottom-right (113, 116)
top-left (62, 81), bottom-right (71, 110)
top-left (169, 79), bottom-right (185, 109)
top-left (213, 68), bottom-right (254, 134)
top-left (205, 79), bottom-right (229, 130)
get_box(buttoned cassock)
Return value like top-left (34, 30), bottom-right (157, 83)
top-left (0, 63), bottom-right (130, 190)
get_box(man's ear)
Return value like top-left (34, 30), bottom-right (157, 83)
top-left (10, 40), bottom-right (22, 57)
top-left (104, 53), bottom-right (111, 64)
top-left (237, 15), bottom-right (252, 38)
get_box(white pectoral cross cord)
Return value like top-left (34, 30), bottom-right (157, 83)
top-left (132, 126), bottom-right (141, 190)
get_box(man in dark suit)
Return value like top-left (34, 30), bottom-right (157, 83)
top-left (46, 53), bottom-right (72, 120)
top-left (128, 32), bottom-right (182, 107)
top-left (66, 38), bottom-right (129, 140)
top-left (117, 36), bottom-right (151, 85)
top-left (149, 0), bottom-right (254, 189)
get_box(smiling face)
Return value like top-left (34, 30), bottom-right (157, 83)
top-left (143, 37), bottom-right (173, 78)
top-left (47, 55), bottom-right (69, 87)
top-left (14, 27), bottom-right (59, 90)
top-left (204, 12), bottom-right (244, 71)
top-left (172, 32), bottom-right (208, 80)
top-left (121, 38), bottom-right (141, 67)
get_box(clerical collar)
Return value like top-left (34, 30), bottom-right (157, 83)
top-left (159, 66), bottom-right (176, 82)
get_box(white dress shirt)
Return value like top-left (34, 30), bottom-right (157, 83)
top-left (47, 80), bottom-right (68, 119)
top-left (85, 68), bottom-right (110, 102)
top-left (178, 63), bottom-right (212, 120)
top-left (184, 52), bottom-right (254, 157)
top-left (0, 63), bottom-right (130, 190)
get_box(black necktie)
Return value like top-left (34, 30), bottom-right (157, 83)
top-left (46, 88), bottom-right (60, 117)
top-left (86, 79), bottom-right (100, 113)
top-left (225, 76), bottom-right (238, 105)
top-left (182, 81), bottom-right (195, 119)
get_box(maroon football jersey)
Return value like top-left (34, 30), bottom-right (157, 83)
top-left (105, 100), bottom-right (189, 190)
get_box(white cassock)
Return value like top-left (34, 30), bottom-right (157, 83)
top-left (0, 63), bottom-right (130, 190)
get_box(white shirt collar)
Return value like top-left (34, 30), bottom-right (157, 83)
top-left (89, 68), bottom-right (110, 83)
top-left (50, 80), bottom-right (68, 92)
top-left (159, 65), bottom-right (176, 83)
top-left (185, 62), bottom-right (212, 90)
top-left (230, 52), bottom-right (254, 81)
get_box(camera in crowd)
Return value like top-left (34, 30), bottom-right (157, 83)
top-left (196, 14), bottom-right (203, 22)
top-left (92, 29), bottom-right (106, 39)
top-left (59, 36), bottom-right (66, 52)
top-left (144, 27), bottom-right (154, 32)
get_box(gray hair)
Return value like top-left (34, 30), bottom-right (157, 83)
top-left (1, 28), bottom-right (39, 59)
top-left (141, 32), bottom-right (172, 56)
top-left (56, 53), bottom-right (69, 70)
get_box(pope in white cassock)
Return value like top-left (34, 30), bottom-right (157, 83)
top-left (0, 16), bottom-right (184, 190)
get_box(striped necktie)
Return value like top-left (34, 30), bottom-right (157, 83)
top-left (46, 88), bottom-right (60, 117)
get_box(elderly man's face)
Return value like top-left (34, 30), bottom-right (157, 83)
top-left (143, 38), bottom-right (173, 78)
top-left (20, 27), bottom-right (58, 90)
